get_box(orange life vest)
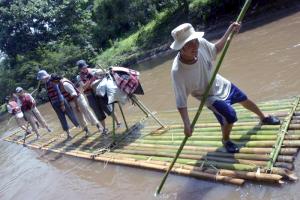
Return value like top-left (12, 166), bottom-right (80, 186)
top-left (47, 78), bottom-right (79, 103)
top-left (80, 68), bottom-right (99, 93)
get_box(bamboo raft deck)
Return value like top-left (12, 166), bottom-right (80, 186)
top-left (3, 97), bottom-right (300, 186)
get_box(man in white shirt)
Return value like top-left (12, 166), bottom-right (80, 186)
top-left (170, 23), bottom-right (280, 153)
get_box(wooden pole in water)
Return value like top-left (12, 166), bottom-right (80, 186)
top-left (156, 0), bottom-right (253, 195)
top-left (118, 102), bottom-right (129, 130)
top-left (130, 94), bottom-right (166, 128)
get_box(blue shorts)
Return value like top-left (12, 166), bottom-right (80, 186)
top-left (208, 84), bottom-right (248, 125)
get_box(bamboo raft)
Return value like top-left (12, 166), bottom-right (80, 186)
top-left (3, 97), bottom-right (300, 186)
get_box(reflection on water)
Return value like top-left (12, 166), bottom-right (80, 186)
top-left (1, 9), bottom-right (300, 200)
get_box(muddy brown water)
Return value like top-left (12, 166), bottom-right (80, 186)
top-left (1, 9), bottom-right (300, 200)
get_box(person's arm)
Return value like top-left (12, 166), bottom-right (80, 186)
top-left (63, 82), bottom-right (80, 111)
top-left (92, 68), bottom-right (105, 77)
top-left (178, 107), bottom-right (193, 137)
top-left (214, 22), bottom-right (241, 54)
top-left (54, 84), bottom-right (65, 112)
top-left (7, 104), bottom-right (13, 114)
top-left (28, 93), bottom-right (36, 106)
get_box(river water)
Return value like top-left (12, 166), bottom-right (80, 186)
top-left (1, 8), bottom-right (300, 200)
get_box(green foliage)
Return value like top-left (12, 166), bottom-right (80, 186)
top-left (95, 8), bottom-right (178, 66)
top-left (92, 0), bottom-right (176, 49)
top-left (0, 0), bottom-right (288, 105)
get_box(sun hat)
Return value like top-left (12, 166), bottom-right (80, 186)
top-left (76, 60), bottom-right (89, 69)
top-left (170, 23), bottom-right (204, 50)
top-left (37, 70), bottom-right (50, 80)
top-left (15, 87), bottom-right (23, 93)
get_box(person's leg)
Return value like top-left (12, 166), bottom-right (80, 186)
top-left (32, 107), bottom-right (52, 132)
top-left (239, 99), bottom-right (265, 120)
top-left (70, 100), bottom-right (89, 136)
top-left (221, 123), bottom-right (233, 142)
top-left (63, 100), bottom-right (80, 128)
top-left (24, 111), bottom-right (40, 138)
top-left (52, 102), bottom-right (70, 135)
top-left (16, 117), bottom-right (31, 143)
top-left (98, 96), bottom-right (121, 127)
top-left (86, 93), bottom-right (106, 122)
top-left (78, 95), bottom-right (102, 132)
top-left (208, 100), bottom-right (239, 153)
top-left (239, 99), bottom-right (280, 124)
top-left (230, 83), bottom-right (280, 125)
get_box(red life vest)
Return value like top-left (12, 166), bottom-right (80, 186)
top-left (47, 78), bottom-right (79, 103)
top-left (19, 93), bottom-right (36, 111)
top-left (8, 101), bottom-right (22, 115)
top-left (60, 78), bottom-right (80, 102)
top-left (80, 68), bottom-right (99, 93)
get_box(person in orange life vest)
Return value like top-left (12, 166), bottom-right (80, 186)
top-left (76, 60), bottom-right (122, 135)
top-left (50, 74), bottom-right (103, 137)
top-left (37, 70), bottom-right (80, 139)
top-left (15, 87), bottom-right (52, 138)
top-left (5, 95), bottom-right (32, 143)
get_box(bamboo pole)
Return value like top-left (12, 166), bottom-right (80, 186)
top-left (112, 148), bottom-right (295, 170)
top-left (135, 134), bottom-right (300, 141)
top-left (119, 145), bottom-right (295, 163)
top-left (130, 95), bottom-right (166, 128)
top-left (267, 97), bottom-right (300, 171)
top-left (121, 143), bottom-right (298, 155)
top-left (127, 138), bottom-right (300, 148)
top-left (118, 102), bottom-right (129, 130)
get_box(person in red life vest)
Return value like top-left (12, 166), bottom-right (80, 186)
top-left (50, 74), bottom-right (103, 137)
top-left (15, 87), bottom-right (52, 138)
top-left (5, 95), bottom-right (32, 143)
top-left (37, 70), bottom-right (80, 139)
top-left (76, 60), bottom-right (121, 135)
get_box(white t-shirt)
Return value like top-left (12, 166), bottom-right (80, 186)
top-left (171, 38), bottom-right (231, 108)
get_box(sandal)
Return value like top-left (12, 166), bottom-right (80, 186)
top-left (223, 140), bottom-right (239, 153)
top-left (262, 115), bottom-right (280, 125)
top-left (116, 122), bottom-right (122, 129)
top-left (102, 128), bottom-right (109, 135)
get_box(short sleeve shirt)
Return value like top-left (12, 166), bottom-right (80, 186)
top-left (171, 38), bottom-right (231, 108)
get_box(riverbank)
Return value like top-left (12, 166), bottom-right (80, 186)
top-left (95, 0), bottom-right (300, 67)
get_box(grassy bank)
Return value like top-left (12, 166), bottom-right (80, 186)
top-left (95, 0), bottom-right (296, 67)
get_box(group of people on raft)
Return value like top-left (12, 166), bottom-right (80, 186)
top-left (6, 21), bottom-right (282, 153)
top-left (6, 59), bottom-right (141, 143)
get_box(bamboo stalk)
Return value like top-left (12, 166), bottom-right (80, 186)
top-left (127, 138), bottom-right (300, 148)
top-left (121, 143), bottom-right (298, 155)
top-left (136, 134), bottom-right (300, 141)
top-left (203, 168), bottom-right (282, 183)
top-left (119, 145), bottom-right (294, 163)
top-left (113, 148), bottom-right (295, 170)
top-left (267, 97), bottom-right (300, 171)
top-left (144, 125), bottom-right (281, 132)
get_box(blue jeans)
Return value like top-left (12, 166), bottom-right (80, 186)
top-left (52, 99), bottom-right (79, 131)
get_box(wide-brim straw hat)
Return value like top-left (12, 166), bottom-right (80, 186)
top-left (170, 23), bottom-right (204, 50)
